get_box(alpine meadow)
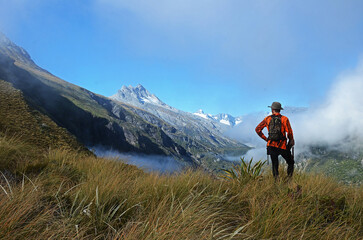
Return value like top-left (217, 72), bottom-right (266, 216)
top-left (1, 1), bottom-right (363, 239)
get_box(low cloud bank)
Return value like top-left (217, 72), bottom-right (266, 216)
top-left (295, 61), bottom-right (363, 148)
top-left (227, 59), bottom-right (363, 161)
top-left (91, 147), bottom-right (183, 173)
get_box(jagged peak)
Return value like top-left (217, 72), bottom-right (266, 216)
top-left (118, 84), bottom-right (150, 96)
top-left (111, 84), bottom-right (167, 107)
top-left (196, 109), bottom-right (204, 114)
top-left (135, 83), bottom-right (145, 90)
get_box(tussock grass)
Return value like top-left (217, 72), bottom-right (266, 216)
top-left (0, 80), bottom-right (87, 152)
top-left (0, 134), bottom-right (46, 175)
top-left (0, 135), bottom-right (362, 239)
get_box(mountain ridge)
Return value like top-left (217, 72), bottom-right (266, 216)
top-left (0, 33), bottom-right (249, 171)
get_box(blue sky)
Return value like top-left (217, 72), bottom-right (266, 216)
top-left (1, 0), bottom-right (363, 116)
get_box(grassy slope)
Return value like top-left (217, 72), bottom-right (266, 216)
top-left (0, 80), bottom-right (86, 152)
top-left (0, 134), bottom-right (362, 239)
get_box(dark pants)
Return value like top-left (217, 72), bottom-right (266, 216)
top-left (267, 146), bottom-right (294, 178)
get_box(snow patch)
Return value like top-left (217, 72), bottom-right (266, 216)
top-left (220, 119), bottom-right (231, 126)
top-left (194, 112), bottom-right (209, 119)
top-left (235, 120), bottom-right (243, 125)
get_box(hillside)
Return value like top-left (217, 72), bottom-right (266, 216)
top-left (0, 80), bottom-right (86, 152)
top-left (0, 134), bottom-right (362, 239)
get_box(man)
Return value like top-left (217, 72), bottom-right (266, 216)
top-left (255, 102), bottom-right (295, 179)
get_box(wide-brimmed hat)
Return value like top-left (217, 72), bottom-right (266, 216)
top-left (268, 102), bottom-right (284, 110)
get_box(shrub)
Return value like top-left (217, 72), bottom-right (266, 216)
top-left (220, 157), bottom-right (266, 184)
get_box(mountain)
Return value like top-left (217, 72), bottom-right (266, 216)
top-left (111, 86), bottom-right (244, 128)
top-left (0, 33), bottom-right (200, 168)
top-left (110, 85), bottom-right (250, 160)
top-left (0, 33), bottom-right (250, 171)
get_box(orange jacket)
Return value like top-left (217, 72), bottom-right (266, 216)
top-left (255, 113), bottom-right (294, 150)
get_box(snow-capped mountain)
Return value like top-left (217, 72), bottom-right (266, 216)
top-left (193, 110), bottom-right (243, 127)
top-left (109, 85), bottom-right (249, 159)
top-left (110, 85), bottom-right (233, 133)
top-left (111, 84), bottom-right (172, 109)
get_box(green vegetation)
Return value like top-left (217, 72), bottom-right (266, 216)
top-left (221, 158), bottom-right (266, 184)
top-left (307, 157), bottom-right (363, 185)
top-left (0, 80), bottom-right (86, 152)
top-left (0, 134), bottom-right (362, 239)
top-left (301, 146), bottom-right (363, 184)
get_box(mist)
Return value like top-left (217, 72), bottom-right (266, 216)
top-left (91, 147), bottom-right (184, 173)
top-left (226, 59), bottom-right (363, 161)
top-left (295, 60), bottom-right (363, 148)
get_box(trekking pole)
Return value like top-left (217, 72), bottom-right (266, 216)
top-left (267, 152), bottom-right (269, 165)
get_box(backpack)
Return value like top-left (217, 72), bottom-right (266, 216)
top-left (268, 115), bottom-right (286, 141)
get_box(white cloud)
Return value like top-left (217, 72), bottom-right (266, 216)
top-left (93, 0), bottom-right (295, 77)
top-left (92, 147), bottom-right (184, 173)
top-left (295, 59), bottom-right (363, 147)
top-left (93, 0), bottom-right (363, 89)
